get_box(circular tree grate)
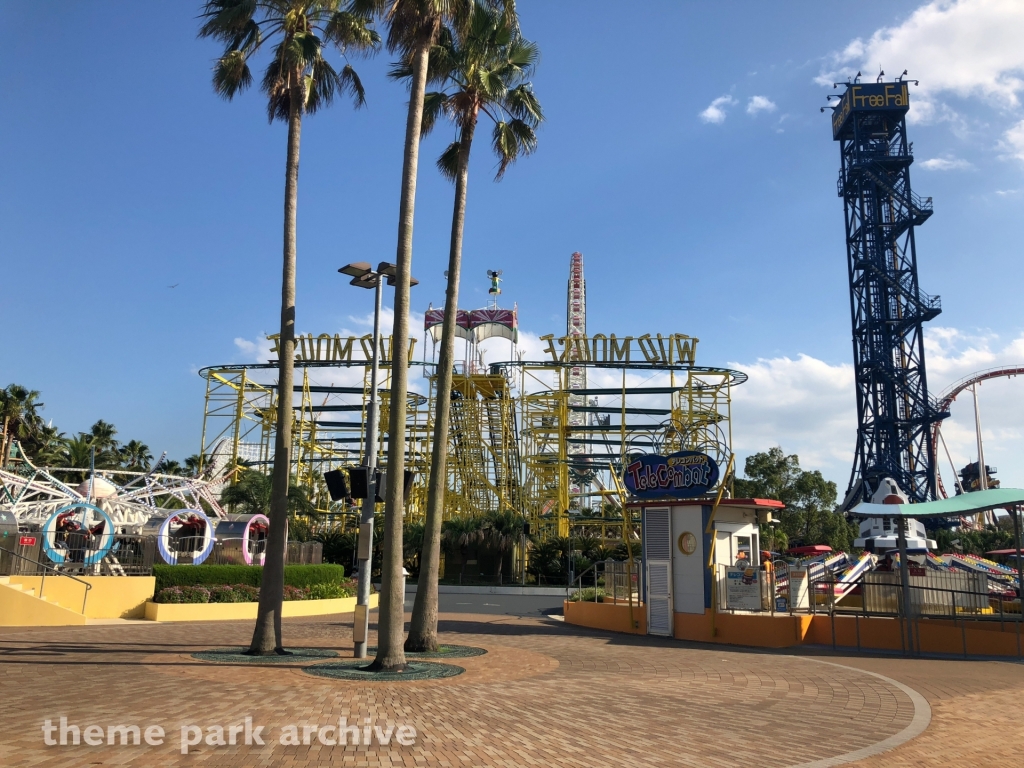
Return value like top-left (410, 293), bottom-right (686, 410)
top-left (367, 644), bottom-right (487, 659)
top-left (302, 660), bottom-right (465, 682)
top-left (191, 647), bottom-right (339, 664)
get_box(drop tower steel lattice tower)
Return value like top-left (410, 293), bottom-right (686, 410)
top-left (830, 80), bottom-right (947, 507)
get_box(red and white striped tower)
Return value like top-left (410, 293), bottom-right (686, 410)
top-left (567, 252), bottom-right (587, 503)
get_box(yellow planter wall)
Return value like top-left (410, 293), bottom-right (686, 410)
top-left (10, 576), bottom-right (155, 619)
top-left (144, 593), bottom-right (376, 622)
top-left (0, 583), bottom-right (87, 626)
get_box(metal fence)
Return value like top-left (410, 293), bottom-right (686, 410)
top-left (568, 558), bottom-right (642, 604)
top-left (0, 536), bottom-right (322, 576)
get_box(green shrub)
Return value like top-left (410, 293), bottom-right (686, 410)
top-left (568, 587), bottom-right (605, 602)
top-left (282, 585), bottom-right (307, 601)
top-left (208, 584), bottom-right (260, 603)
top-left (307, 582), bottom-right (354, 600)
top-left (155, 586), bottom-right (211, 604)
top-left (153, 563), bottom-right (345, 592)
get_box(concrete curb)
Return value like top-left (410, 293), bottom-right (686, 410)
top-left (788, 658), bottom-right (931, 768)
top-left (375, 584), bottom-right (567, 596)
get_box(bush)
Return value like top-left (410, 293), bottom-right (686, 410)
top-left (307, 582), bottom-right (355, 600)
top-left (282, 585), bottom-right (307, 601)
top-left (208, 584), bottom-right (260, 603)
top-left (153, 563), bottom-right (345, 592)
top-left (155, 586), bottom-right (211, 604)
top-left (568, 587), bottom-right (605, 602)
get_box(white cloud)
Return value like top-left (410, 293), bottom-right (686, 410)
top-left (234, 335), bottom-right (273, 362)
top-left (995, 188), bottom-right (1021, 195)
top-left (818, 0), bottom-right (1024, 123)
top-left (699, 95), bottom-right (737, 124)
top-left (919, 156), bottom-right (973, 170)
top-left (728, 327), bottom-right (1024, 494)
top-left (746, 95), bottom-right (777, 115)
top-left (1000, 119), bottom-right (1024, 161)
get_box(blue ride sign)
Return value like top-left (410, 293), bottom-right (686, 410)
top-left (623, 451), bottom-right (720, 499)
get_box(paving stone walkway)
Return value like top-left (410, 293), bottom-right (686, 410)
top-left (0, 611), bottom-right (1019, 767)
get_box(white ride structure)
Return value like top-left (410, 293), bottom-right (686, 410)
top-left (0, 442), bottom-right (232, 534)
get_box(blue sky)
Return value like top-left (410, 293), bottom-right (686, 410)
top-left (2, 1), bottom-right (1023, 492)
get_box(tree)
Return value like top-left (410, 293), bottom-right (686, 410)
top-left (478, 509), bottom-right (527, 583)
top-left (734, 447), bottom-right (856, 552)
top-left (404, 1), bottom-right (539, 652)
top-left (440, 515), bottom-right (483, 582)
top-left (199, 0), bottom-right (379, 655)
top-left (220, 468), bottom-right (317, 517)
top-left (63, 435), bottom-right (95, 478)
top-left (184, 454), bottom-right (205, 478)
top-left (120, 440), bottom-right (154, 472)
top-left (0, 384), bottom-right (43, 466)
top-left (21, 424), bottom-right (67, 467)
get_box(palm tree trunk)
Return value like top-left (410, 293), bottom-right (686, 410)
top-left (406, 118), bottom-right (476, 652)
top-left (0, 416), bottom-right (8, 468)
top-left (371, 39), bottom-right (431, 673)
top-left (248, 81), bottom-right (302, 656)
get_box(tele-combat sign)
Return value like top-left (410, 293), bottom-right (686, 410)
top-left (623, 451), bottom-right (719, 499)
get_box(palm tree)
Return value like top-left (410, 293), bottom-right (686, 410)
top-left (220, 469), bottom-right (316, 516)
top-left (23, 424), bottom-right (67, 467)
top-left (479, 509), bottom-right (526, 583)
top-left (404, 3), bottom-right (539, 652)
top-left (120, 440), bottom-right (154, 472)
top-left (63, 434), bottom-right (95, 481)
top-left (157, 459), bottom-right (183, 476)
top-left (350, 0), bottom-right (512, 674)
top-left (440, 515), bottom-right (483, 582)
top-left (184, 454), bottom-right (205, 478)
top-left (199, 0), bottom-right (379, 655)
top-left (0, 384), bottom-right (43, 466)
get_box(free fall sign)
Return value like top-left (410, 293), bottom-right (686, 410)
top-left (623, 451), bottom-right (720, 499)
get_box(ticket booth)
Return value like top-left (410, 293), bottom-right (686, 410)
top-left (632, 497), bottom-right (783, 635)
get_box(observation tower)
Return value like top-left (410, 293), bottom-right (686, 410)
top-left (829, 76), bottom-right (947, 507)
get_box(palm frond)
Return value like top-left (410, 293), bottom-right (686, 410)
top-left (436, 140), bottom-right (461, 181)
top-left (198, 0), bottom-right (258, 42)
top-left (213, 50), bottom-right (253, 99)
top-left (491, 117), bottom-right (535, 179)
top-left (421, 90), bottom-right (450, 135)
top-left (338, 63), bottom-right (368, 107)
top-left (502, 82), bottom-right (541, 124)
top-left (305, 56), bottom-right (342, 115)
top-left (324, 9), bottom-right (381, 52)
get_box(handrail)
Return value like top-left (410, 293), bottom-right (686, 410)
top-left (1, 548), bottom-right (92, 614)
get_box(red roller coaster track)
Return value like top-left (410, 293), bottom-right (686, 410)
top-left (932, 365), bottom-right (1024, 498)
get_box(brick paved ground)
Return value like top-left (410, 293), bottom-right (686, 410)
top-left (0, 611), bottom-right (1018, 767)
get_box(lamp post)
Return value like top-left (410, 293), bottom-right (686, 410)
top-left (338, 261), bottom-right (418, 658)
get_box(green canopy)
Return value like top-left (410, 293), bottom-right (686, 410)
top-left (850, 488), bottom-right (1024, 518)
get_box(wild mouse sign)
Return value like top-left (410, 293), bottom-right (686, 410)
top-left (623, 451), bottom-right (720, 499)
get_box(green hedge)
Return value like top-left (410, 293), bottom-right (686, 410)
top-left (153, 564), bottom-right (345, 592)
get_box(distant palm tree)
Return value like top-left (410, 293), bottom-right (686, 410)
top-left (158, 459), bottom-right (183, 475)
top-left (62, 435), bottom-right (95, 481)
top-left (120, 440), bottom-right (153, 472)
top-left (199, 0), bottom-right (380, 655)
top-left (0, 384), bottom-right (43, 466)
top-left (440, 515), bottom-right (484, 582)
top-left (404, 1), bottom-right (539, 652)
top-left (24, 424), bottom-right (67, 467)
top-left (87, 420), bottom-right (118, 451)
top-left (184, 454), bottom-right (205, 478)
top-left (220, 469), bottom-right (316, 517)
top-left (479, 509), bottom-right (526, 583)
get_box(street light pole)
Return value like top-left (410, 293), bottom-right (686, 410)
top-left (353, 275), bottom-right (383, 658)
top-left (339, 261), bottom-right (418, 659)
